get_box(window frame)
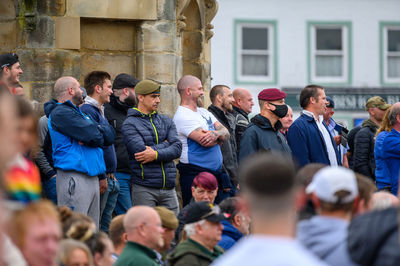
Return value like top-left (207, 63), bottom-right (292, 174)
top-left (380, 22), bottom-right (400, 86)
top-left (234, 19), bottom-right (278, 85)
top-left (307, 21), bottom-right (352, 86)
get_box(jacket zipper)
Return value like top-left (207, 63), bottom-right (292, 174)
top-left (149, 115), bottom-right (166, 189)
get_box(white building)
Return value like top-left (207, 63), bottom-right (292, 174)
top-left (211, 0), bottom-right (400, 128)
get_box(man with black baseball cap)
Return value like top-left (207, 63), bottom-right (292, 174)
top-left (168, 201), bottom-right (225, 266)
top-left (239, 88), bottom-right (291, 161)
top-left (0, 53), bottom-right (23, 94)
top-left (104, 73), bottom-right (139, 215)
top-left (122, 80), bottom-right (182, 215)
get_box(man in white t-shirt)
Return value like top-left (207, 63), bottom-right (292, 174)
top-left (212, 153), bottom-right (328, 266)
top-left (174, 75), bottom-right (230, 206)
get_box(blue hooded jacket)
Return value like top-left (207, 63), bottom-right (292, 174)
top-left (375, 129), bottom-right (400, 195)
top-left (218, 220), bottom-right (243, 250)
top-left (48, 100), bottom-right (115, 177)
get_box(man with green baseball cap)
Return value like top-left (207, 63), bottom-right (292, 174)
top-left (353, 96), bottom-right (391, 180)
top-left (122, 80), bottom-right (182, 215)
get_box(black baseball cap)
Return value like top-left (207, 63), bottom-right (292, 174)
top-left (0, 53), bottom-right (19, 69)
top-left (183, 201), bottom-right (227, 224)
top-left (326, 96), bottom-right (334, 108)
top-left (112, 73), bottom-right (139, 90)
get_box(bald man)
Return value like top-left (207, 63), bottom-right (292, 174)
top-left (232, 88), bottom-right (254, 155)
top-left (47, 76), bottom-right (115, 228)
top-left (115, 206), bottom-right (164, 266)
top-left (174, 75), bottom-right (230, 206)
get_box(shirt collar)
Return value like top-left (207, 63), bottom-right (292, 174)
top-left (302, 110), bottom-right (323, 123)
top-left (85, 95), bottom-right (105, 117)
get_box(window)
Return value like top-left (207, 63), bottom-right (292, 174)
top-left (235, 21), bottom-right (276, 84)
top-left (308, 22), bottom-right (351, 84)
top-left (381, 24), bottom-right (400, 84)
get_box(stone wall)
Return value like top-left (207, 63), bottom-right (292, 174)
top-left (0, 0), bottom-right (218, 116)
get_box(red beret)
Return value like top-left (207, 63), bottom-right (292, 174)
top-left (258, 88), bottom-right (287, 101)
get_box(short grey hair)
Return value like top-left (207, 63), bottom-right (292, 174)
top-left (388, 105), bottom-right (400, 126)
top-left (183, 219), bottom-right (206, 237)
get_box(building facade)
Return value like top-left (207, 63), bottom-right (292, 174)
top-left (211, 0), bottom-right (400, 127)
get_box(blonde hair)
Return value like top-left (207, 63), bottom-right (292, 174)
top-left (58, 239), bottom-right (94, 266)
top-left (376, 106), bottom-right (393, 136)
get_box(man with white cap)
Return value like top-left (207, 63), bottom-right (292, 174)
top-left (297, 166), bottom-right (359, 266)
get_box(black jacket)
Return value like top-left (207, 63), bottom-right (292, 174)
top-left (347, 126), bottom-right (362, 169)
top-left (104, 95), bottom-right (132, 173)
top-left (239, 114), bottom-right (291, 162)
top-left (232, 106), bottom-right (249, 156)
top-left (208, 105), bottom-right (238, 186)
top-left (353, 119), bottom-right (378, 180)
top-left (348, 207), bottom-right (400, 266)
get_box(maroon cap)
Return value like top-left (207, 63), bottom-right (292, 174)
top-left (258, 88), bottom-right (287, 101)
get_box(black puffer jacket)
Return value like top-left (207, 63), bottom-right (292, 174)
top-left (353, 119), bottom-right (378, 180)
top-left (104, 95), bottom-right (132, 174)
top-left (239, 114), bottom-right (291, 161)
top-left (208, 105), bottom-right (238, 186)
top-left (348, 207), bottom-right (400, 266)
top-left (122, 108), bottom-right (182, 189)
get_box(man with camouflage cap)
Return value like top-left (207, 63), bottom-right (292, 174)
top-left (354, 96), bottom-right (390, 180)
top-left (122, 80), bottom-right (182, 215)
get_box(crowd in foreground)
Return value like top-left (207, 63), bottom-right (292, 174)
top-left (0, 52), bottom-right (399, 266)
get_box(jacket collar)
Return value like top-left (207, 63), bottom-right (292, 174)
top-left (128, 107), bottom-right (157, 118)
top-left (251, 114), bottom-right (282, 131)
top-left (84, 95), bottom-right (105, 117)
top-left (109, 94), bottom-right (132, 113)
top-left (208, 104), bottom-right (229, 128)
top-left (233, 105), bottom-right (249, 119)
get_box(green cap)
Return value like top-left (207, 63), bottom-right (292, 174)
top-left (154, 206), bottom-right (178, 229)
top-left (135, 80), bottom-right (161, 95)
top-left (365, 96), bottom-right (391, 111)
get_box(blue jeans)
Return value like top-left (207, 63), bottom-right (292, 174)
top-left (42, 176), bottom-right (57, 205)
top-left (113, 172), bottom-right (132, 215)
top-left (100, 177), bottom-right (120, 233)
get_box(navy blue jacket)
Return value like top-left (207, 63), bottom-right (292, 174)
top-left (49, 100), bottom-right (115, 176)
top-left (218, 220), bottom-right (243, 250)
top-left (122, 108), bottom-right (182, 189)
top-left (287, 113), bottom-right (341, 168)
top-left (81, 103), bottom-right (117, 176)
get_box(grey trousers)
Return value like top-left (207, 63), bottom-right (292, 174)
top-left (57, 170), bottom-right (100, 228)
top-left (132, 183), bottom-right (179, 216)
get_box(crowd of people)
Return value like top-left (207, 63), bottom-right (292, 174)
top-left (0, 51), bottom-right (399, 266)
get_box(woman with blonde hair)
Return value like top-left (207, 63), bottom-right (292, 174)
top-left (58, 239), bottom-right (93, 266)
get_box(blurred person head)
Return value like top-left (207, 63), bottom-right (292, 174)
top-left (388, 102), bottom-right (400, 131)
top-left (15, 96), bottom-right (38, 156)
top-left (371, 191), bottom-right (399, 210)
top-left (280, 105), bottom-right (293, 132)
top-left (210, 85), bottom-right (234, 113)
top-left (109, 215), bottom-right (126, 256)
top-left (0, 53), bottom-right (23, 92)
top-left (8, 200), bottom-right (61, 266)
top-left (376, 106), bottom-right (393, 137)
top-left (353, 173), bottom-right (376, 215)
top-left (219, 197), bottom-right (251, 235)
top-left (239, 152), bottom-right (297, 236)
top-left (307, 167), bottom-right (359, 221)
top-left (233, 88), bottom-right (254, 114)
top-left (365, 96), bottom-right (391, 126)
top-left (124, 206), bottom-right (164, 250)
top-left (191, 172), bottom-right (218, 203)
top-left (112, 73), bottom-right (139, 107)
top-left (299, 85), bottom-right (327, 117)
top-left (54, 76), bottom-right (84, 106)
top-left (14, 83), bottom-right (24, 96)
top-left (135, 80), bottom-right (161, 114)
top-left (183, 201), bottom-right (225, 251)
top-left (177, 75), bottom-right (204, 107)
top-left (58, 206), bottom-right (96, 238)
top-left (58, 239), bottom-right (93, 266)
top-left (84, 71), bottom-right (112, 105)
top-left (154, 206), bottom-right (179, 252)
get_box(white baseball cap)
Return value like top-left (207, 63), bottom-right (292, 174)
top-left (306, 166), bottom-right (358, 203)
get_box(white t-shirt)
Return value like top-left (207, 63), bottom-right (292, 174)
top-left (212, 235), bottom-right (328, 266)
top-left (173, 106), bottom-right (223, 171)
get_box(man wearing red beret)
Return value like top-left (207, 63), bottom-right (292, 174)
top-left (239, 88), bottom-right (292, 161)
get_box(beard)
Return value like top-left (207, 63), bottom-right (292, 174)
top-left (196, 96), bottom-right (204, 107)
top-left (124, 93), bottom-right (137, 108)
top-left (72, 93), bottom-right (84, 106)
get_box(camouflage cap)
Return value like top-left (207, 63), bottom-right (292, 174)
top-left (365, 96), bottom-right (391, 111)
top-left (154, 206), bottom-right (178, 229)
top-left (135, 80), bottom-right (161, 95)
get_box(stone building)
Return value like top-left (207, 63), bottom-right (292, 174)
top-left (0, 0), bottom-right (218, 115)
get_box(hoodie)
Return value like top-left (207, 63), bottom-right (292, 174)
top-left (218, 220), bottom-right (243, 250)
top-left (297, 216), bottom-right (358, 266)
